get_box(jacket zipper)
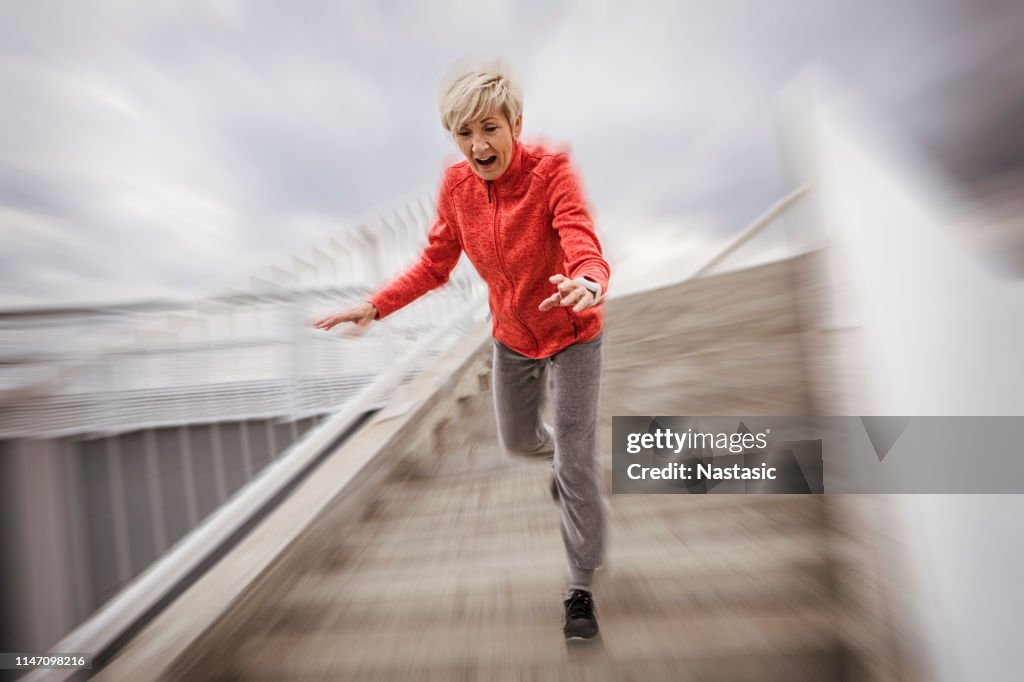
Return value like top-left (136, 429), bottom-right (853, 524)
top-left (490, 181), bottom-right (540, 355)
top-left (566, 309), bottom-right (579, 339)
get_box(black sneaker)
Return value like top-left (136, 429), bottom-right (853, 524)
top-left (563, 589), bottom-right (599, 640)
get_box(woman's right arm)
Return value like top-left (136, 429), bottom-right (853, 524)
top-left (311, 175), bottom-right (463, 332)
top-left (366, 177), bottom-right (463, 320)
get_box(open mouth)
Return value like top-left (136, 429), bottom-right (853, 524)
top-left (476, 155), bottom-right (498, 169)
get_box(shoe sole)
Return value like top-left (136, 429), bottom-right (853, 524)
top-left (564, 623), bottom-right (599, 641)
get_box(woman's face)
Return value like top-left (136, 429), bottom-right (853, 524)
top-left (455, 109), bottom-right (522, 181)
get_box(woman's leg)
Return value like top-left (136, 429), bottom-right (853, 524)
top-left (549, 335), bottom-right (606, 583)
top-left (491, 339), bottom-right (555, 458)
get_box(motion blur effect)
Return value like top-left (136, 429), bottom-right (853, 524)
top-left (1, 1), bottom-right (1022, 681)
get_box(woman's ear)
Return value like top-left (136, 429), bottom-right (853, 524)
top-left (513, 114), bottom-right (522, 140)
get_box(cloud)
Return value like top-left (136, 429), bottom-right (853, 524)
top-left (0, 0), bottom-right (1020, 308)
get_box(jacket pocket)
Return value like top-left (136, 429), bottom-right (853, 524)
top-left (563, 308), bottom-right (579, 339)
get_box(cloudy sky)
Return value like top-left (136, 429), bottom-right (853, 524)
top-left (2, 0), bottom-right (1022, 308)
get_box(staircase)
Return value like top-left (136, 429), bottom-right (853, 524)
top-left (96, 252), bottom-right (918, 681)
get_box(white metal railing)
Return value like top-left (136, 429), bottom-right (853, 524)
top-left (0, 286), bottom-right (477, 437)
top-left (0, 191), bottom-right (483, 438)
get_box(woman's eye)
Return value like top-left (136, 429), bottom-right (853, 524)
top-left (458, 130), bottom-right (470, 137)
top-left (485, 127), bottom-right (497, 133)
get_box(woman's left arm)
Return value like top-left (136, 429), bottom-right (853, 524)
top-left (541, 153), bottom-right (610, 312)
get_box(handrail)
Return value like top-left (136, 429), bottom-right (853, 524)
top-left (22, 293), bottom-right (487, 682)
top-left (688, 185), bottom-right (810, 280)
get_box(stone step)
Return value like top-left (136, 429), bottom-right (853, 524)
top-left (314, 519), bottom-right (829, 576)
top-left (289, 533), bottom-right (835, 607)
top-left (305, 528), bottom-right (836, 595)
top-left (329, 498), bottom-right (826, 570)
top-left (266, 559), bottom-right (832, 635)
top-left (226, 606), bottom-right (845, 680)
top-left (349, 494), bottom-right (826, 549)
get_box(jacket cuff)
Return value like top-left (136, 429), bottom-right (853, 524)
top-left (366, 295), bottom-right (389, 320)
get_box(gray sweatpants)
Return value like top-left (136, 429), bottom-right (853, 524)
top-left (492, 334), bottom-right (606, 575)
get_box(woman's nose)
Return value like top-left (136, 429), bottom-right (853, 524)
top-left (472, 138), bottom-right (490, 155)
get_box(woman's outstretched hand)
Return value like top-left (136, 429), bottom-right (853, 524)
top-left (538, 274), bottom-right (600, 313)
top-left (310, 302), bottom-right (378, 333)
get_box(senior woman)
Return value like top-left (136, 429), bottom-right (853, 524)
top-left (313, 62), bottom-right (609, 641)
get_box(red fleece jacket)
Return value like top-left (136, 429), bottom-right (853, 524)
top-left (368, 142), bottom-right (610, 359)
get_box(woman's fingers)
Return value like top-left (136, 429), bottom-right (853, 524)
top-left (572, 291), bottom-right (595, 312)
top-left (312, 315), bottom-right (335, 330)
top-left (326, 313), bottom-right (350, 329)
top-left (538, 278), bottom-right (597, 312)
top-left (538, 291), bottom-right (561, 311)
top-left (311, 309), bottom-right (365, 331)
top-left (557, 280), bottom-right (576, 297)
top-left (541, 274), bottom-right (573, 310)
top-left (560, 287), bottom-right (586, 308)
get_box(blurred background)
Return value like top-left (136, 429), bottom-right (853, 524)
top-left (1, 0), bottom-right (1022, 680)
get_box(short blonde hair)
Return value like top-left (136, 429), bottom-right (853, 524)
top-left (438, 58), bottom-right (523, 137)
